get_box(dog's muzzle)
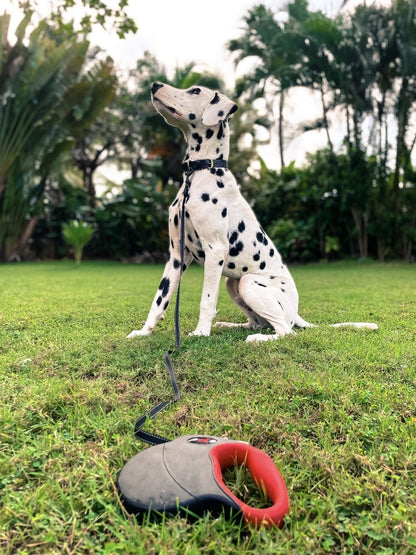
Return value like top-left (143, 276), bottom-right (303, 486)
top-left (152, 82), bottom-right (164, 96)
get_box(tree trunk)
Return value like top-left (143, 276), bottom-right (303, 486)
top-left (377, 238), bottom-right (385, 262)
top-left (278, 90), bottom-right (285, 168)
top-left (0, 174), bottom-right (6, 197)
top-left (351, 208), bottom-right (368, 259)
top-left (392, 77), bottom-right (409, 252)
top-left (8, 215), bottom-right (40, 261)
top-left (320, 83), bottom-right (334, 153)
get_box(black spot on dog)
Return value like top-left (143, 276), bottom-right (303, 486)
top-left (256, 232), bottom-right (263, 243)
top-left (217, 181), bottom-right (224, 188)
top-left (206, 129), bottom-right (214, 139)
top-left (228, 262), bottom-right (236, 269)
top-left (201, 193), bottom-right (210, 202)
top-left (156, 296), bottom-right (162, 306)
top-left (189, 113), bottom-right (196, 120)
top-left (253, 252), bottom-right (260, 261)
top-left (210, 92), bottom-right (220, 104)
top-left (216, 169), bottom-right (224, 176)
top-left (218, 110), bottom-right (224, 117)
top-left (259, 261), bottom-right (266, 270)
top-left (173, 259), bottom-right (181, 269)
top-left (172, 198), bottom-right (179, 207)
top-left (278, 301), bottom-right (284, 311)
top-left (219, 260), bottom-right (224, 266)
top-left (281, 288), bottom-right (286, 293)
top-left (222, 208), bottom-right (227, 218)
top-left (187, 234), bottom-right (193, 243)
top-left (269, 248), bottom-right (275, 257)
top-left (212, 198), bottom-right (218, 204)
top-left (164, 301), bottom-right (169, 310)
top-left (174, 214), bottom-right (179, 227)
top-left (238, 221), bottom-right (246, 233)
top-left (158, 277), bottom-right (170, 297)
top-left (229, 231), bottom-right (238, 244)
top-left (242, 266), bottom-right (248, 272)
top-left (256, 282), bottom-right (267, 288)
top-left (229, 242), bottom-right (243, 257)
top-left (192, 132), bottom-right (203, 144)
top-left (197, 250), bottom-right (205, 259)
top-left (171, 239), bottom-right (174, 249)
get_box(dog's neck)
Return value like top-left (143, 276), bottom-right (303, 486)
top-left (183, 122), bottom-right (230, 163)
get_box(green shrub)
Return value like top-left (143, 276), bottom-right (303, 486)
top-left (62, 220), bottom-right (93, 265)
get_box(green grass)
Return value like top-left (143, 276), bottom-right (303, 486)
top-left (0, 260), bottom-right (415, 554)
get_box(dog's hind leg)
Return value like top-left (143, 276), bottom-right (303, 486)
top-left (215, 277), bottom-right (271, 330)
top-left (234, 274), bottom-right (298, 342)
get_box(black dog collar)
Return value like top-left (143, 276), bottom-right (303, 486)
top-left (182, 158), bottom-right (228, 173)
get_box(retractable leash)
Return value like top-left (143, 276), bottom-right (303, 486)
top-left (117, 159), bottom-right (290, 528)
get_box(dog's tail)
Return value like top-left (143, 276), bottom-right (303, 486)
top-left (294, 315), bottom-right (378, 330)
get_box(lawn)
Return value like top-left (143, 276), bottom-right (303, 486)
top-left (0, 260), bottom-right (415, 554)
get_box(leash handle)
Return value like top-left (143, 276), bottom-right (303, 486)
top-left (209, 442), bottom-right (289, 527)
top-left (118, 435), bottom-right (289, 528)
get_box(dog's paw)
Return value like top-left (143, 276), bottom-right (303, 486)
top-left (127, 329), bottom-right (151, 338)
top-left (188, 329), bottom-right (211, 337)
top-left (246, 333), bottom-right (278, 343)
top-left (215, 321), bottom-right (249, 329)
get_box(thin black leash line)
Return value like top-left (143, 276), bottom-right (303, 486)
top-left (134, 159), bottom-right (227, 445)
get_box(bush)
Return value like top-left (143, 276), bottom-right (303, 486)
top-left (62, 220), bottom-right (93, 265)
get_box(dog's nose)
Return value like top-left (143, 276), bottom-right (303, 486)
top-left (151, 82), bottom-right (164, 96)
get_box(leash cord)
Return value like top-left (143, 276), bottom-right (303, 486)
top-left (134, 160), bottom-right (227, 445)
top-left (134, 173), bottom-right (191, 445)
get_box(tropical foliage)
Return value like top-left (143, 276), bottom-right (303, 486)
top-left (62, 220), bottom-right (93, 265)
top-left (229, 0), bottom-right (416, 261)
top-left (0, 12), bottom-right (115, 261)
top-left (1, 1), bottom-right (415, 263)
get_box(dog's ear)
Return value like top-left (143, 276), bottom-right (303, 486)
top-left (202, 92), bottom-right (238, 126)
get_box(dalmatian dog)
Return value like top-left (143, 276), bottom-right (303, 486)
top-left (128, 82), bottom-right (377, 342)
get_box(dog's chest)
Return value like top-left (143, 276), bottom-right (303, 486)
top-left (172, 171), bottom-right (288, 279)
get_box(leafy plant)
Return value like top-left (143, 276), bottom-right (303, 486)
top-left (62, 220), bottom-right (93, 265)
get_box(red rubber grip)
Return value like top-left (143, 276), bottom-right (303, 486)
top-left (209, 442), bottom-right (289, 527)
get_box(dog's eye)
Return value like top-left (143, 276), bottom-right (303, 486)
top-left (188, 88), bottom-right (201, 95)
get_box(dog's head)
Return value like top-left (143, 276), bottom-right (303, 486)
top-left (151, 82), bottom-right (238, 134)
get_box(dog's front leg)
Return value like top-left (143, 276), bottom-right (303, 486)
top-left (127, 251), bottom-right (192, 338)
top-left (189, 244), bottom-right (227, 337)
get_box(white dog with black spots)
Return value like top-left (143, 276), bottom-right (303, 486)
top-left (128, 83), bottom-right (377, 341)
